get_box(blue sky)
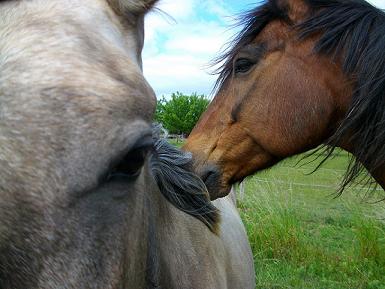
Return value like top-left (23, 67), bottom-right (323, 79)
top-left (143, 0), bottom-right (385, 97)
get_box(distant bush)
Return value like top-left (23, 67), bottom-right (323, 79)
top-left (155, 92), bottom-right (210, 135)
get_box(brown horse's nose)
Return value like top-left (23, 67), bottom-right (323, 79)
top-left (200, 166), bottom-right (221, 198)
top-left (200, 165), bottom-right (219, 182)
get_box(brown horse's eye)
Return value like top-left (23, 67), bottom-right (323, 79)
top-left (234, 58), bottom-right (255, 74)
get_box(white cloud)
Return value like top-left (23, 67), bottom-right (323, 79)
top-left (143, 0), bottom-right (385, 97)
top-left (143, 54), bottom-right (217, 96)
top-left (201, 0), bottom-right (235, 20)
top-left (143, 0), bottom-right (233, 97)
top-left (163, 23), bottom-right (229, 56)
top-left (145, 0), bottom-right (196, 43)
top-left (368, 0), bottom-right (385, 9)
top-left (156, 0), bottom-right (195, 18)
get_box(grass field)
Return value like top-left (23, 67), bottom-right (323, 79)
top-left (237, 150), bottom-right (385, 289)
top-left (170, 140), bottom-right (385, 288)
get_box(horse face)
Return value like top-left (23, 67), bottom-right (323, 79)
top-left (0, 0), bottom-right (158, 288)
top-left (184, 0), bottom-right (352, 199)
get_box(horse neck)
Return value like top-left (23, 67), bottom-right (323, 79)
top-left (146, 188), bottom-right (179, 288)
top-left (151, 188), bottom-right (223, 289)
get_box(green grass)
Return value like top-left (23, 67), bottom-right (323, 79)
top-left (237, 150), bottom-right (385, 289)
top-left (171, 139), bottom-right (385, 287)
top-left (168, 138), bottom-right (185, 147)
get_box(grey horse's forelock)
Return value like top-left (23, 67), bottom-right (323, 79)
top-left (150, 125), bottom-right (220, 233)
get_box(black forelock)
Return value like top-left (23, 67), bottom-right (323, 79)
top-left (150, 125), bottom-right (220, 233)
top-left (212, 0), bottom-right (289, 91)
top-left (298, 0), bottom-right (385, 193)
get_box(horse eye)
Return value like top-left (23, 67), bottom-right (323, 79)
top-left (234, 58), bottom-right (255, 74)
top-left (108, 143), bottom-right (152, 180)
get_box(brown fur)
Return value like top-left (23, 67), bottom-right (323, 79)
top-left (184, 0), bottom-right (353, 199)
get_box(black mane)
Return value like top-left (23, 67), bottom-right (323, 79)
top-left (216, 0), bottom-right (385, 192)
top-left (300, 0), bottom-right (385, 192)
top-left (150, 125), bottom-right (220, 233)
top-left (213, 0), bottom-right (289, 90)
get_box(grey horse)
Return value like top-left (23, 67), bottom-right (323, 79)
top-left (0, 0), bottom-right (255, 288)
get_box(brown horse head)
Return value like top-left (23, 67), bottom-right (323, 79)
top-left (184, 0), bottom-right (385, 199)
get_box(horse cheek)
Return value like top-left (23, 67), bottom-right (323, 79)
top-left (251, 58), bottom-right (335, 156)
top-left (275, 79), bottom-right (334, 155)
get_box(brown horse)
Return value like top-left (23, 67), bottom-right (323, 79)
top-left (0, 0), bottom-right (254, 288)
top-left (184, 0), bottom-right (385, 199)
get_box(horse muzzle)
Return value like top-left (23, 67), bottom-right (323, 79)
top-left (199, 165), bottom-right (231, 200)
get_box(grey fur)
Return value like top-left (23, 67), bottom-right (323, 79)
top-left (0, 1), bottom-right (254, 288)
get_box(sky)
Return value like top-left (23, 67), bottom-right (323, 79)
top-left (143, 0), bottom-right (385, 98)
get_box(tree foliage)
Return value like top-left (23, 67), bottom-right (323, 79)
top-left (155, 92), bottom-right (210, 135)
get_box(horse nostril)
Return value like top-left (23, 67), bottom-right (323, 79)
top-left (199, 166), bottom-right (224, 200)
top-left (200, 167), bottom-right (220, 184)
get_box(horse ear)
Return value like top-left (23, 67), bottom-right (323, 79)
top-left (107, 0), bottom-right (159, 16)
top-left (277, 0), bottom-right (310, 23)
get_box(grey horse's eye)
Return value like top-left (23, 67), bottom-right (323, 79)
top-left (108, 140), bottom-right (153, 180)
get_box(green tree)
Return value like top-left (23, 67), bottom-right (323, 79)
top-left (156, 92), bottom-right (210, 135)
